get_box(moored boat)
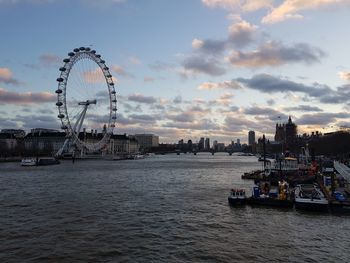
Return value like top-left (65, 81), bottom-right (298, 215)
top-left (294, 184), bottom-right (329, 212)
top-left (21, 158), bottom-right (37, 166)
top-left (228, 189), bottom-right (247, 206)
top-left (247, 180), bottom-right (294, 208)
top-left (21, 157), bottom-right (60, 166)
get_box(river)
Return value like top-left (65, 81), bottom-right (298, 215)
top-left (0, 153), bottom-right (349, 262)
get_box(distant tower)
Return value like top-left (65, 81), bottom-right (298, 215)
top-left (248, 131), bottom-right (255, 145)
top-left (285, 116), bottom-right (297, 151)
top-left (205, 138), bottom-right (210, 150)
top-left (274, 123), bottom-right (285, 142)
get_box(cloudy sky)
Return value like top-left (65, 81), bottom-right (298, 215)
top-left (1, 0), bottom-right (350, 144)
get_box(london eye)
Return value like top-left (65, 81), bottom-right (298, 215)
top-left (55, 47), bottom-right (117, 156)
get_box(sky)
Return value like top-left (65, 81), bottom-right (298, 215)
top-left (0, 0), bottom-right (350, 144)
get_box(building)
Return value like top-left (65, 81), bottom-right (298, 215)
top-left (134, 134), bottom-right (159, 152)
top-left (187, 139), bottom-right (193, 152)
top-left (108, 134), bottom-right (139, 156)
top-left (274, 116), bottom-right (298, 152)
top-left (248, 130), bottom-right (255, 146)
top-left (213, 140), bottom-right (218, 151)
top-left (198, 137), bottom-right (205, 151)
top-left (24, 129), bottom-right (67, 156)
top-left (205, 138), bottom-right (210, 150)
top-left (1, 129), bottom-right (25, 138)
top-left (285, 116), bottom-right (297, 151)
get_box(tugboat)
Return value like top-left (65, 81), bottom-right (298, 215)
top-left (294, 184), bottom-right (329, 212)
top-left (228, 189), bottom-right (247, 206)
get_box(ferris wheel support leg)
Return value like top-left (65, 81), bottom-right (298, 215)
top-left (56, 138), bottom-right (70, 157)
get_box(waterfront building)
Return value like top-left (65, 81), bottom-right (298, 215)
top-left (108, 134), bottom-right (139, 156)
top-left (1, 129), bottom-right (25, 138)
top-left (24, 129), bottom-right (67, 156)
top-left (0, 132), bottom-right (19, 156)
top-left (134, 134), bottom-right (159, 152)
top-left (248, 131), bottom-right (255, 146)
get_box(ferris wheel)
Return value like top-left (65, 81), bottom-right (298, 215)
top-left (55, 47), bottom-right (117, 156)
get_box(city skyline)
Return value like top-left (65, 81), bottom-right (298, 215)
top-left (1, 0), bottom-right (350, 144)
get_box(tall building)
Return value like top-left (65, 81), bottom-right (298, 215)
top-left (248, 130), bottom-right (255, 145)
top-left (273, 116), bottom-right (297, 151)
top-left (285, 116), bottom-right (297, 150)
top-left (187, 139), bottom-right (193, 151)
top-left (205, 138), bottom-right (210, 150)
top-left (213, 140), bottom-right (218, 151)
top-left (198, 137), bottom-right (205, 151)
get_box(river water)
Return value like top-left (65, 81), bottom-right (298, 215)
top-left (0, 154), bottom-right (349, 262)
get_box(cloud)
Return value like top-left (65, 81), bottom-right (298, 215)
top-left (262, 0), bottom-right (350, 24)
top-left (284, 105), bottom-right (323, 112)
top-left (148, 61), bottom-right (176, 71)
top-left (39, 54), bottom-right (60, 65)
top-left (111, 65), bottom-right (134, 78)
top-left (129, 56), bottom-right (141, 65)
top-left (237, 74), bottom-right (350, 105)
top-left (0, 88), bottom-right (55, 104)
top-left (297, 112), bottom-right (350, 126)
top-left (228, 20), bottom-right (257, 48)
top-left (83, 68), bottom-right (106, 84)
top-left (163, 118), bottom-right (219, 131)
top-left (198, 80), bottom-right (242, 90)
top-left (173, 95), bottom-right (182, 104)
top-left (127, 93), bottom-right (157, 104)
top-left (15, 114), bottom-right (60, 130)
top-left (338, 71), bottom-right (350, 81)
top-left (243, 106), bottom-right (288, 121)
top-left (0, 0), bottom-right (55, 4)
top-left (182, 55), bottom-right (226, 76)
top-left (144, 76), bottom-right (155, 82)
top-left (202, 0), bottom-right (272, 12)
top-left (0, 67), bottom-right (20, 85)
top-left (191, 19), bottom-right (257, 55)
top-left (192, 38), bottom-right (227, 54)
top-left (227, 41), bottom-right (325, 68)
top-left (166, 112), bottom-right (195, 123)
top-left (236, 74), bottom-right (332, 98)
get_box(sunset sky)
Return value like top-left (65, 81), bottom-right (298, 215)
top-left (1, 0), bottom-right (350, 144)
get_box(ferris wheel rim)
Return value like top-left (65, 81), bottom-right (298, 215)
top-left (55, 47), bottom-right (117, 151)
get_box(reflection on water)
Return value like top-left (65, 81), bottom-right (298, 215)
top-left (1, 153), bottom-right (349, 262)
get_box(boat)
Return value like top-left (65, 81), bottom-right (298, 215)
top-left (294, 184), bottom-right (329, 212)
top-left (37, 157), bottom-right (60, 166)
top-left (21, 158), bottom-right (37, 166)
top-left (228, 189), bottom-right (247, 206)
top-left (247, 180), bottom-right (294, 208)
top-left (134, 154), bottom-right (145, 160)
